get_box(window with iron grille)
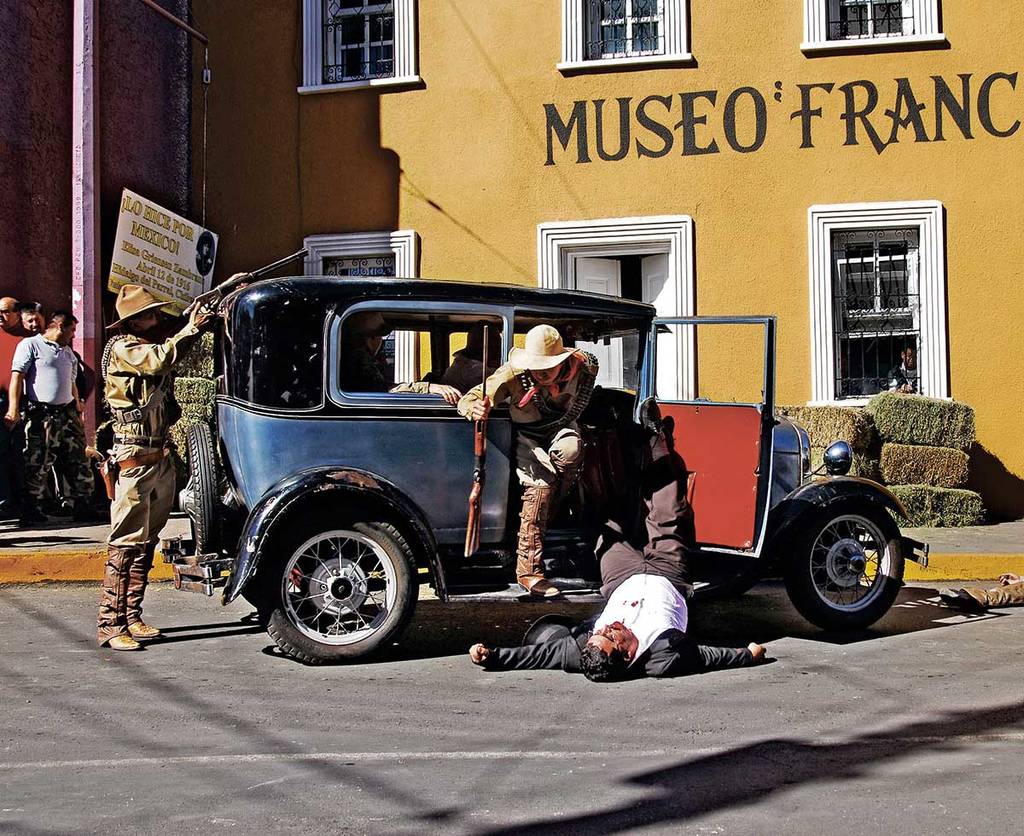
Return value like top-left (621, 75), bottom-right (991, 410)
top-left (802, 0), bottom-right (943, 51)
top-left (586, 0), bottom-right (664, 60)
top-left (301, 0), bottom-right (417, 93)
top-left (559, 0), bottom-right (689, 71)
top-left (832, 229), bottom-right (920, 398)
top-left (322, 1), bottom-right (394, 83)
top-left (808, 201), bottom-right (947, 404)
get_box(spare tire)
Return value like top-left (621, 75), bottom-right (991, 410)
top-left (184, 423), bottom-right (222, 555)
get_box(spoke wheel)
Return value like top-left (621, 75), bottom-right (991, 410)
top-left (263, 518), bottom-right (417, 664)
top-left (785, 506), bottom-right (904, 631)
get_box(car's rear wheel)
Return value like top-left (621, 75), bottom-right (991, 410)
top-left (784, 506), bottom-right (904, 631)
top-left (263, 518), bottom-right (417, 664)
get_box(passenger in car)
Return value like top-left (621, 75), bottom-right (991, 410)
top-left (458, 324), bottom-right (598, 597)
top-left (341, 312), bottom-right (461, 404)
top-left (440, 321), bottom-right (501, 395)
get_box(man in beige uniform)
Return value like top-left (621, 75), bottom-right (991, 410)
top-left (97, 285), bottom-right (214, 651)
top-left (458, 325), bottom-right (598, 597)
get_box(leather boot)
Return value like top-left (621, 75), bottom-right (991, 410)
top-left (127, 542), bottom-right (161, 639)
top-left (97, 546), bottom-right (141, 648)
top-left (516, 485), bottom-right (560, 597)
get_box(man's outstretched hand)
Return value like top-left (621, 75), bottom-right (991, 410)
top-left (748, 643), bottom-right (766, 663)
top-left (999, 573), bottom-right (1021, 586)
top-left (469, 643), bottom-right (491, 665)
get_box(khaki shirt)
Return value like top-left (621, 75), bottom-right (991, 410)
top-left (457, 352), bottom-right (598, 436)
top-left (105, 322), bottom-right (201, 448)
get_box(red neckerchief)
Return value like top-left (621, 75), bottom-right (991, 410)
top-left (517, 352), bottom-right (580, 408)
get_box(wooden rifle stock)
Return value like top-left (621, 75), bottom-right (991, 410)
top-left (463, 324), bottom-right (490, 557)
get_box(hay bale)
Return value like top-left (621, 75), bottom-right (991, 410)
top-left (889, 485), bottom-right (984, 527)
top-left (174, 376), bottom-right (217, 406)
top-left (810, 446), bottom-right (881, 481)
top-left (175, 332), bottom-right (215, 378)
top-left (880, 443), bottom-right (969, 488)
top-left (778, 405), bottom-right (874, 453)
top-left (867, 392), bottom-right (975, 452)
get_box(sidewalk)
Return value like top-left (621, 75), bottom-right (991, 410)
top-left (0, 515), bottom-right (1021, 584)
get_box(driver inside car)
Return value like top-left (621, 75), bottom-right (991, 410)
top-left (341, 311), bottom-right (461, 404)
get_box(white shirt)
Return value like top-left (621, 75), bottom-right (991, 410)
top-left (593, 574), bottom-right (688, 665)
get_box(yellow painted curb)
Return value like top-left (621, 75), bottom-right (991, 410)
top-left (904, 553), bottom-right (1024, 582)
top-left (0, 548), bottom-right (174, 584)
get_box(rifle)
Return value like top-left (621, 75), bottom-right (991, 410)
top-left (186, 248), bottom-right (309, 316)
top-left (463, 324), bottom-right (490, 558)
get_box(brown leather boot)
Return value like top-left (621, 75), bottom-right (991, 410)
top-left (516, 485), bottom-right (560, 597)
top-left (97, 546), bottom-right (138, 646)
top-left (127, 542), bottom-right (161, 639)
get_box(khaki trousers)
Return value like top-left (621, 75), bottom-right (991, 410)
top-left (515, 426), bottom-right (583, 488)
top-left (107, 453), bottom-right (175, 548)
top-left (969, 581), bottom-right (1024, 608)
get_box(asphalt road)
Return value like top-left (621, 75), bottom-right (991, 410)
top-left (1, 581), bottom-right (1021, 835)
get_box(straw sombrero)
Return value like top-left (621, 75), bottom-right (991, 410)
top-left (508, 324), bottom-right (573, 371)
top-left (107, 285), bottom-right (169, 329)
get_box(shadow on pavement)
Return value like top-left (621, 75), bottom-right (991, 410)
top-left (480, 698), bottom-right (1024, 835)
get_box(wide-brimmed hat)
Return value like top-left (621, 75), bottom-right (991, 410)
top-left (508, 324), bottom-right (573, 371)
top-left (107, 284), bottom-right (169, 329)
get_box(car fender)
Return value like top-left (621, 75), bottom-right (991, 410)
top-left (764, 476), bottom-right (910, 562)
top-left (222, 466), bottom-right (440, 604)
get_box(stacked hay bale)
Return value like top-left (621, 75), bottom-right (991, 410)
top-left (777, 405), bottom-right (880, 479)
top-left (867, 392), bottom-right (983, 527)
top-left (170, 332), bottom-right (216, 488)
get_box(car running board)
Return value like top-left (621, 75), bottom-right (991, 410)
top-left (446, 582), bottom-right (604, 604)
top-left (160, 536), bottom-right (232, 597)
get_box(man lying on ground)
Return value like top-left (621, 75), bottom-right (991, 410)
top-left (939, 574), bottom-right (1024, 613)
top-left (469, 410), bottom-right (767, 682)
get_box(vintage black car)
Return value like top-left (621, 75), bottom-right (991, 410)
top-left (165, 277), bottom-right (928, 663)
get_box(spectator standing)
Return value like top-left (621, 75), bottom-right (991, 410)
top-left (4, 311), bottom-right (101, 524)
top-left (0, 297), bottom-right (27, 519)
top-left (16, 301), bottom-right (44, 336)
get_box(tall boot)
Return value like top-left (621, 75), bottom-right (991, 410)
top-left (516, 485), bottom-right (560, 597)
top-left (97, 546), bottom-right (141, 650)
top-left (127, 542), bottom-right (161, 640)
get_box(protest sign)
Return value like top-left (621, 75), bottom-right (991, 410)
top-left (108, 189), bottom-right (218, 314)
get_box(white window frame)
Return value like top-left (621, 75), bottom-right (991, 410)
top-left (537, 215), bottom-right (696, 398)
top-left (808, 201), bottom-right (947, 406)
top-left (304, 230), bottom-right (419, 382)
top-left (300, 0), bottom-right (419, 94)
top-left (802, 0), bottom-right (945, 52)
top-left (558, 0), bottom-right (691, 72)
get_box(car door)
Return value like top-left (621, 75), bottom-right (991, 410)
top-left (640, 316), bottom-right (777, 554)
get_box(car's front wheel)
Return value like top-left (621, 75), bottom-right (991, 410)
top-left (262, 518), bottom-right (417, 664)
top-left (784, 506), bottom-right (904, 631)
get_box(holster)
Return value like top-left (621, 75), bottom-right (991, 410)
top-left (100, 458), bottom-right (119, 500)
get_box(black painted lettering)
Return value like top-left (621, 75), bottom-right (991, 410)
top-left (933, 74), bottom-right (973, 141)
top-left (593, 97), bottom-right (632, 162)
top-left (978, 72), bottom-right (1021, 138)
top-left (839, 80), bottom-right (887, 155)
top-left (544, 101), bottom-right (591, 165)
top-left (635, 95), bottom-right (675, 158)
top-left (723, 87), bottom-right (767, 153)
top-left (884, 77), bottom-right (931, 147)
top-left (676, 91), bottom-right (719, 156)
top-left (790, 83), bottom-right (835, 149)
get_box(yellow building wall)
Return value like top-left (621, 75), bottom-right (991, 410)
top-left (194, 1), bottom-right (1024, 517)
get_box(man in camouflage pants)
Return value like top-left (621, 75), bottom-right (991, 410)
top-left (97, 285), bottom-right (214, 651)
top-left (4, 311), bottom-right (99, 524)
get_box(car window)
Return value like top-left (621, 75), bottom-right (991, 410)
top-left (338, 310), bottom-right (504, 398)
top-left (512, 310), bottom-right (645, 393)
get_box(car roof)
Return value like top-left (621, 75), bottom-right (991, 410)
top-left (227, 275), bottom-right (656, 318)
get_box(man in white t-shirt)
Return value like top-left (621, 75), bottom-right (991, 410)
top-left (469, 419), bottom-right (766, 681)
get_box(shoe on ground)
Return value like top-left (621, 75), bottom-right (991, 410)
top-left (938, 588), bottom-right (987, 614)
top-left (128, 622), bottom-right (162, 640)
top-left (17, 509), bottom-right (48, 526)
top-left (105, 634), bottom-right (142, 651)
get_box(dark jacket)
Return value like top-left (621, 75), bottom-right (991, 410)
top-left (483, 622), bottom-right (754, 679)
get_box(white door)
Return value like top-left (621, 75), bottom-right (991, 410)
top-left (575, 257), bottom-right (624, 388)
top-left (642, 253), bottom-right (687, 400)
